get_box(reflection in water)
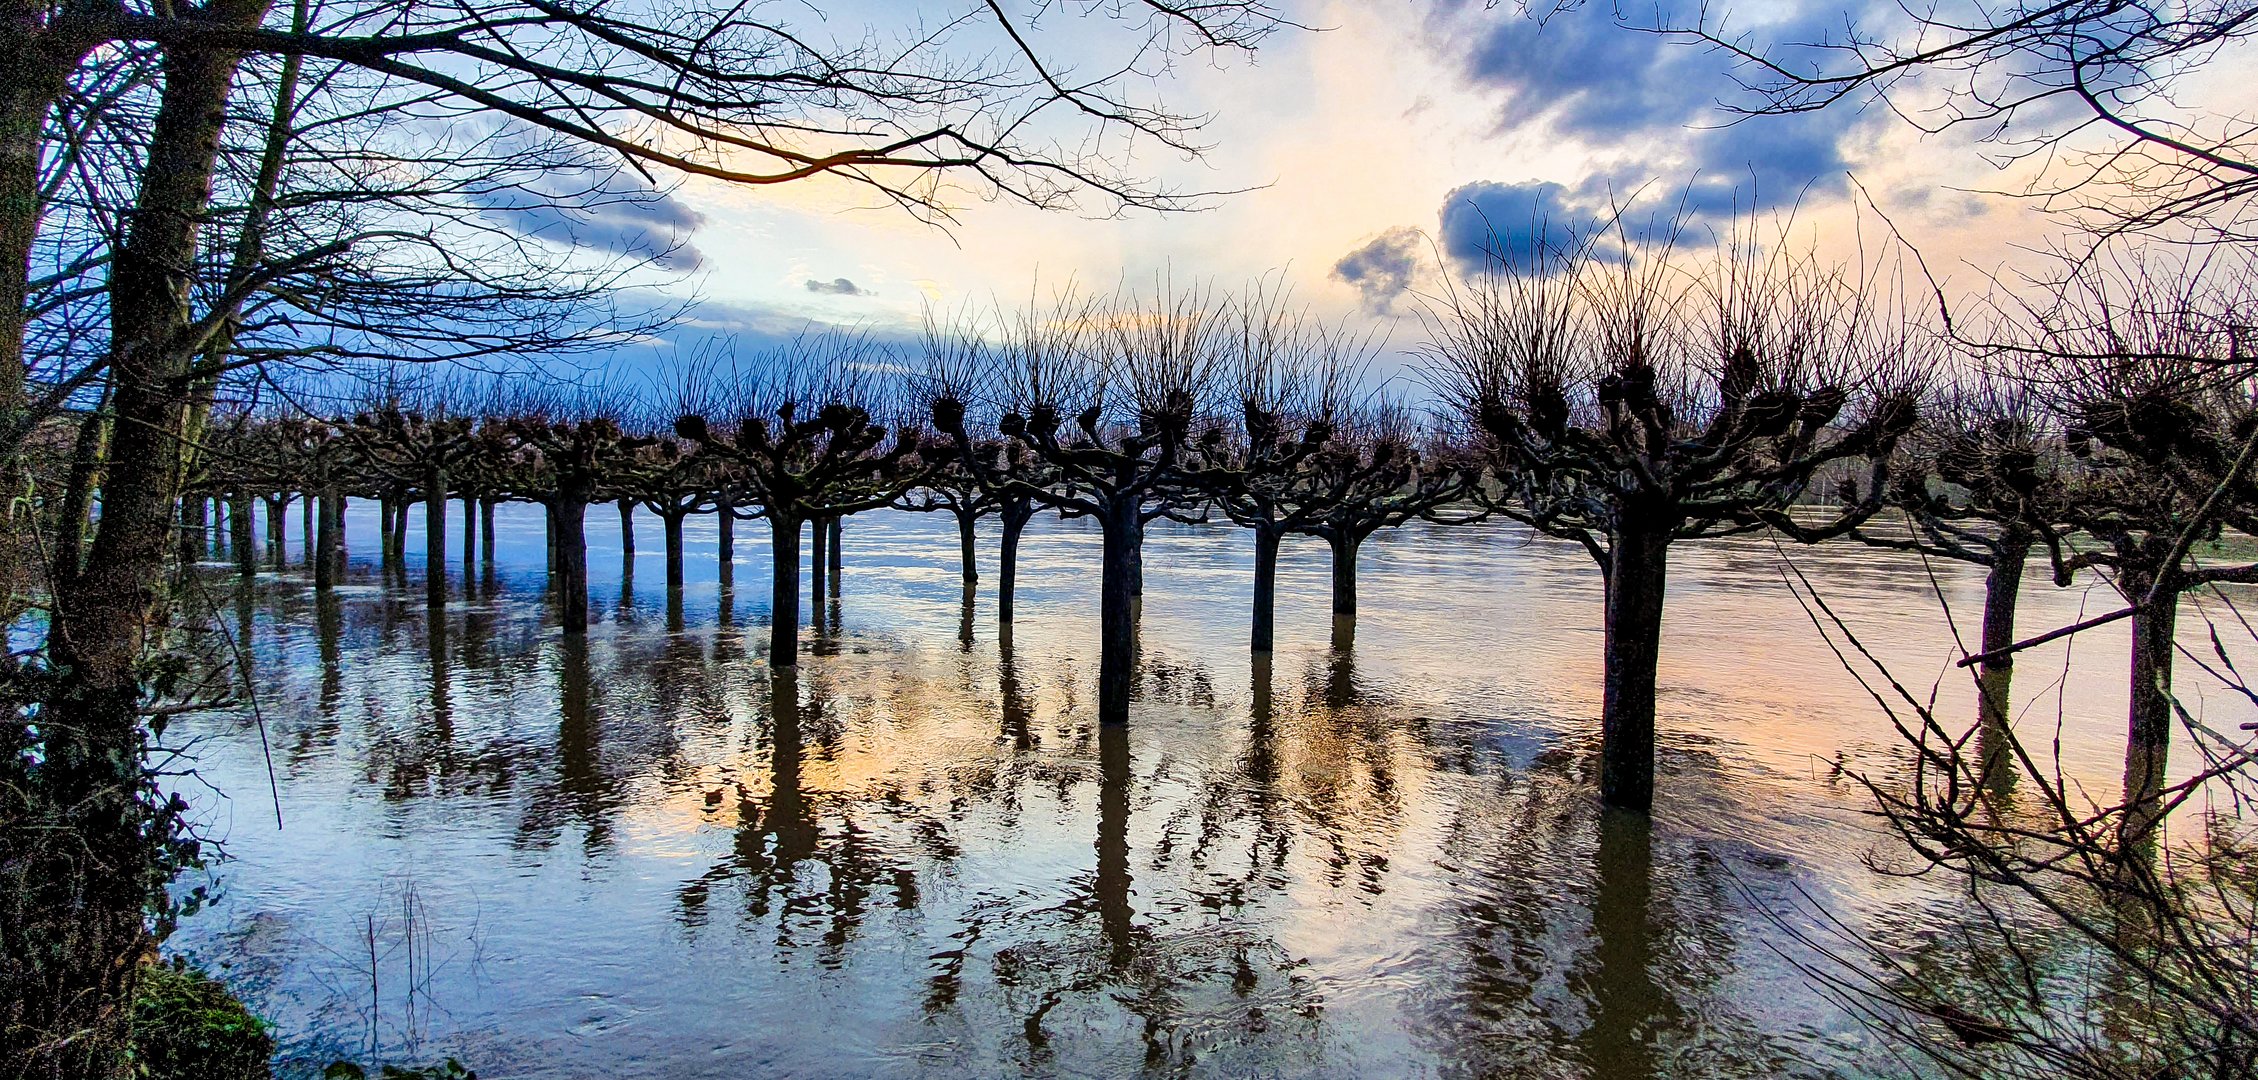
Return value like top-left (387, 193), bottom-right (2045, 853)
top-left (167, 505), bottom-right (2244, 1079)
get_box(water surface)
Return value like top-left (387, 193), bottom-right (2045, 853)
top-left (169, 502), bottom-right (2253, 1077)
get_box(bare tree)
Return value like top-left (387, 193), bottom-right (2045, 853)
top-left (1425, 217), bottom-right (1922, 810)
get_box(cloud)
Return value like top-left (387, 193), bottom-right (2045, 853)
top-left (804, 277), bottom-right (867, 296)
top-left (1332, 227), bottom-right (1427, 310)
top-left (466, 164), bottom-right (706, 271)
top-left (1442, 0), bottom-right (1863, 216)
top-left (1436, 181), bottom-right (1605, 271)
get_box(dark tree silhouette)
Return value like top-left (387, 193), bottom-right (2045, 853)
top-left (1427, 225), bottom-right (1921, 810)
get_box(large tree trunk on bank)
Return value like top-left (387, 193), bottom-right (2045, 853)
top-left (770, 515), bottom-right (802, 667)
top-left (1599, 522), bottom-right (1671, 812)
top-left (2122, 567), bottom-right (2180, 846)
top-left (1251, 525), bottom-right (1281, 653)
top-left (1097, 501), bottom-right (1142, 725)
top-left (424, 467), bottom-right (446, 607)
top-left (54, 400), bottom-right (110, 589)
top-left (1976, 534), bottom-right (2031, 794)
top-left (1327, 531), bottom-right (1358, 648)
top-left (29, 25), bottom-right (269, 1075)
top-left (551, 500), bottom-right (589, 633)
top-left (178, 496), bottom-right (208, 563)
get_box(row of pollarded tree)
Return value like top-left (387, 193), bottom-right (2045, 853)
top-left (116, 241), bottom-right (2258, 835)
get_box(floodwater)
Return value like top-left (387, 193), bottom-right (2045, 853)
top-left (167, 501), bottom-right (2255, 1078)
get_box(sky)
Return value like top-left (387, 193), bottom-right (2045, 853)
top-left (507, 0), bottom-right (2130, 374)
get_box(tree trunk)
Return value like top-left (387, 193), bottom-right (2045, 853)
top-left (664, 510), bottom-right (685, 597)
top-left (32, 27), bottom-right (269, 1074)
top-left (480, 497), bottom-right (496, 567)
top-left (1600, 522), bottom-right (1672, 812)
top-left (229, 489), bottom-right (255, 576)
top-left (808, 514), bottom-right (829, 622)
top-left (771, 515), bottom-right (802, 667)
top-left (389, 494), bottom-right (410, 571)
top-left (54, 401), bottom-right (110, 588)
top-left (957, 508), bottom-right (978, 586)
top-left (1976, 532), bottom-right (2031, 793)
top-left (1096, 718), bottom-right (1133, 967)
top-left (2122, 568), bottom-right (2180, 845)
top-left (1327, 531), bottom-right (1359, 648)
top-left (378, 497), bottom-right (396, 567)
top-left (617, 496), bottom-right (635, 562)
top-left (314, 490), bottom-right (339, 590)
top-left (716, 491), bottom-right (734, 589)
top-left (1098, 500), bottom-right (1142, 725)
top-left (267, 494), bottom-right (287, 570)
top-left (827, 515), bottom-right (842, 596)
top-left (300, 490), bottom-right (314, 568)
top-left (1251, 525), bottom-right (1280, 653)
top-left (999, 502), bottom-right (1029, 625)
top-left (552, 499), bottom-right (589, 633)
top-left (459, 495), bottom-right (476, 577)
top-left (424, 465), bottom-right (446, 607)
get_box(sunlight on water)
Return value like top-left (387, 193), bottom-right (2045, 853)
top-left (168, 501), bottom-right (2254, 1078)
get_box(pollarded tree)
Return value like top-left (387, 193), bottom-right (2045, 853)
top-left (342, 402), bottom-right (480, 607)
top-left (1426, 225), bottom-right (1922, 811)
top-left (675, 334), bottom-right (925, 669)
top-left (1994, 249), bottom-right (2258, 842)
top-left (499, 399), bottom-right (655, 634)
top-left (931, 286), bottom-right (1223, 724)
top-left (1280, 407), bottom-right (1479, 649)
top-left (1850, 378), bottom-right (2079, 779)
top-left (1190, 290), bottom-right (1376, 651)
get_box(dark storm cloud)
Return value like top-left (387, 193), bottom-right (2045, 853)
top-left (804, 277), bottom-right (867, 296)
top-left (467, 164), bottom-right (706, 272)
top-left (1446, 0), bottom-right (1864, 214)
top-left (1332, 227), bottom-right (1426, 310)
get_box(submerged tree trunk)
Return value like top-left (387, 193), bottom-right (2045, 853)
top-left (1976, 533), bottom-right (2031, 793)
top-left (1251, 525), bottom-right (1281, 653)
top-left (808, 514), bottom-right (829, 623)
top-left (715, 492), bottom-right (734, 589)
top-left (828, 516), bottom-right (842, 597)
top-left (998, 502), bottom-right (1031, 625)
top-left (267, 494), bottom-right (287, 570)
top-left (480, 498), bottom-right (496, 567)
top-left (2122, 565), bottom-right (2180, 845)
top-left (459, 495), bottom-right (476, 579)
top-left (1327, 531), bottom-right (1359, 648)
top-left (663, 510), bottom-right (685, 597)
top-left (229, 489), bottom-right (255, 576)
top-left (300, 492), bottom-right (314, 568)
top-left (424, 467), bottom-right (446, 607)
top-left (1599, 521), bottom-right (1672, 812)
top-left (314, 490), bottom-right (339, 590)
top-left (1097, 500), bottom-right (1142, 724)
top-left (552, 500), bottom-right (589, 633)
top-left (956, 508), bottom-right (978, 587)
top-left (771, 515), bottom-right (803, 667)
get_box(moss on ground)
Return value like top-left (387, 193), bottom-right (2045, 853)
top-left (130, 959), bottom-right (274, 1080)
